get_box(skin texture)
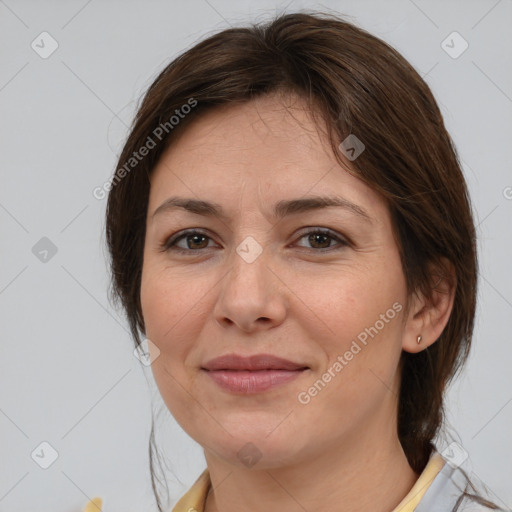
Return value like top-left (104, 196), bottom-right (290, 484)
top-left (140, 92), bottom-right (455, 512)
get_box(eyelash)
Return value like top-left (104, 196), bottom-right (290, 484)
top-left (160, 228), bottom-right (349, 254)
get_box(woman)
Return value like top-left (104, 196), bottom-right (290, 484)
top-left (103, 11), bottom-right (506, 512)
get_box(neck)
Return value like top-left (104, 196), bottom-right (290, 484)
top-left (203, 427), bottom-right (419, 512)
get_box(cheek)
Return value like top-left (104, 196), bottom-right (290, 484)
top-left (140, 263), bottom-right (219, 385)
top-left (140, 274), bottom-right (172, 341)
top-left (306, 263), bottom-right (406, 382)
top-left (310, 270), bottom-right (393, 338)
top-left (140, 266), bottom-right (197, 356)
top-left (140, 268), bottom-right (205, 419)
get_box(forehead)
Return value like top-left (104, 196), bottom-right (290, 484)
top-left (147, 93), bottom-right (386, 221)
top-left (154, 93), bottom-right (329, 174)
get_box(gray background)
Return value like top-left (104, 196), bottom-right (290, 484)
top-left (1, 0), bottom-right (511, 511)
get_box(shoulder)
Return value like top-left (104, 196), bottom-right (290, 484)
top-left (413, 452), bottom-right (509, 512)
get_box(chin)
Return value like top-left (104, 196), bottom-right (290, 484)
top-left (204, 430), bottom-right (309, 471)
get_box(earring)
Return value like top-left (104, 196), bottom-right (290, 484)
top-left (417, 335), bottom-right (422, 344)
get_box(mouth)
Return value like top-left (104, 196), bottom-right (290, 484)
top-left (201, 368), bottom-right (308, 394)
top-left (202, 353), bottom-right (309, 371)
top-left (201, 353), bottom-right (309, 394)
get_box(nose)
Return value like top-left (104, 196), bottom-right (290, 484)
top-left (213, 241), bottom-right (287, 333)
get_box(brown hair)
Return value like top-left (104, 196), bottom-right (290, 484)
top-left (105, 10), bottom-right (496, 510)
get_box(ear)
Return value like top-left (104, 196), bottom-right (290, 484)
top-left (402, 258), bottom-right (456, 354)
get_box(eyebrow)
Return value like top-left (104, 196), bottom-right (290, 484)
top-left (151, 195), bottom-right (373, 224)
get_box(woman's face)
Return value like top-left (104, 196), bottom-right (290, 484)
top-left (141, 93), bottom-right (412, 469)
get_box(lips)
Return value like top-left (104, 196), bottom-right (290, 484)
top-left (201, 353), bottom-right (309, 371)
top-left (201, 353), bottom-right (309, 393)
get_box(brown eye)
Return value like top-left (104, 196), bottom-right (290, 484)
top-left (295, 228), bottom-right (348, 251)
top-left (180, 233), bottom-right (210, 250)
top-left (161, 230), bottom-right (215, 253)
top-left (307, 232), bottom-right (331, 249)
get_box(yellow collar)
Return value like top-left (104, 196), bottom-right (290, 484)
top-left (170, 452), bottom-right (445, 512)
